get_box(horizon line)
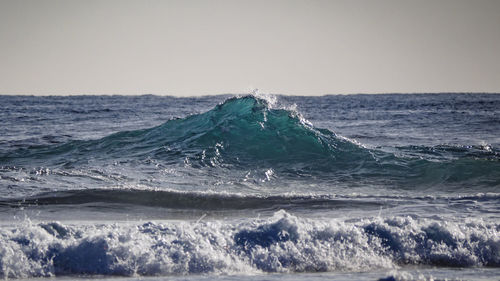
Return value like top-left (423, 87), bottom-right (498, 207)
top-left (1, 91), bottom-right (500, 98)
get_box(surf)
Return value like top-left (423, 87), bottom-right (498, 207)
top-left (0, 211), bottom-right (498, 278)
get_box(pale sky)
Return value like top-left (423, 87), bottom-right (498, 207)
top-left (0, 0), bottom-right (499, 96)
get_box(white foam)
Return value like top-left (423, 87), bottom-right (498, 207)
top-left (0, 211), bottom-right (498, 278)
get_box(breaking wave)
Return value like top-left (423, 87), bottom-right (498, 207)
top-left (0, 211), bottom-right (498, 278)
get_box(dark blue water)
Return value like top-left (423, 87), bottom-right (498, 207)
top-left (0, 93), bottom-right (499, 280)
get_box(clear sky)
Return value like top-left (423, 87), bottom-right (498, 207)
top-left (1, 0), bottom-right (499, 96)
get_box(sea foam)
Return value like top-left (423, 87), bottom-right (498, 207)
top-left (1, 211), bottom-right (498, 278)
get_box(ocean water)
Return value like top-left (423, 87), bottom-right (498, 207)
top-left (0, 93), bottom-right (499, 281)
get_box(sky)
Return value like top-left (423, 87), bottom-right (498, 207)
top-left (0, 0), bottom-right (499, 96)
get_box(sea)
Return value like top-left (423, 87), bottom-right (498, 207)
top-left (0, 93), bottom-right (499, 281)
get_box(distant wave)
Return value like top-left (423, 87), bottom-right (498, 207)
top-left (1, 95), bottom-right (499, 189)
top-left (0, 211), bottom-right (498, 278)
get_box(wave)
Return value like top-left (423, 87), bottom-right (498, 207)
top-left (0, 211), bottom-right (498, 278)
top-left (1, 95), bottom-right (499, 189)
top-left (0, 189), bottom-right (388, 211)
top-left (2, 189), bottom-right (498, 220)
top-left (1, 96), bottom-right (355, 166)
